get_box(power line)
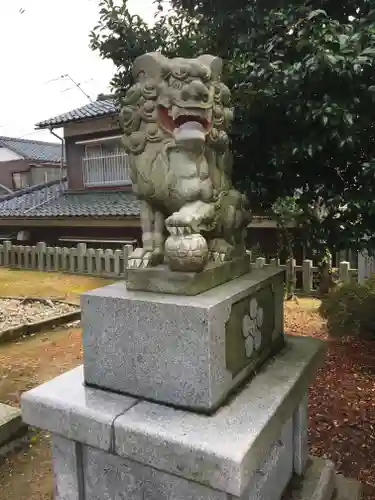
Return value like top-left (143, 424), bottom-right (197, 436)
top-left (44, 74), bottom-right (94, 101)
top-left (63, 74), bottom-right (93, 102)
top-left (61, 78), bottom-right (94, 93)
top-left (18, 130), bottom-right (56, 139)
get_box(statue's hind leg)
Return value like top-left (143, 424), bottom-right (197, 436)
top-left (128, 201), bottom-right (165, 268)
top-left (208, 190), bottom-right (249, 263)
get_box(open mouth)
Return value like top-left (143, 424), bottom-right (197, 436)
top-left (158, 105), bottom-right (211, 134)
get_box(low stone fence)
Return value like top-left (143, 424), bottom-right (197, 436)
top-left (0, 241), bottom-right (133, 279)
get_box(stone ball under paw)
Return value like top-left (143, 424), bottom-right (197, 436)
top-left (165, 234), bottom-right (208, 272)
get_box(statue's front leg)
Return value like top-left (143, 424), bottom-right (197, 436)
top-left (128, 201), bottom-right (165, 268)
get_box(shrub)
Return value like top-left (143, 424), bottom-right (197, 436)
top-left (319, 278), bottom-right (375, 339)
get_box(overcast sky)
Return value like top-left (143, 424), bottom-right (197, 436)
top-left (0, 0), bottom-right (156, 142)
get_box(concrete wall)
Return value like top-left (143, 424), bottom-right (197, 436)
top-left (30, 165), bottom-right (66, 185)
top-left (0, 159), bottom-right (63, 191)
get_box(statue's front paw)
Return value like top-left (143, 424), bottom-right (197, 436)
top-left (165, 213), bottom-right (194, 236)
top-left (127, 248), bottom-right (163, 269)
top-left (166, 202), bottom-right (216, 235)
top-left (208, 238), bottom-right (235, 263)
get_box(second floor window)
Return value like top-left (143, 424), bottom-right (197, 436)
top-left (82, 141), bottom-right (130, 187)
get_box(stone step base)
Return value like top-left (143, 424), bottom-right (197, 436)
top-left (284, 457), bottom-right (361, 500)
top-left (0, 403), bottom-right (27, 448)
top-left (335, 474), bottom-right (362, 500)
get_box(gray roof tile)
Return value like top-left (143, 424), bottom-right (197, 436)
top-left (36, 99), bottom-right (119, 129)
top-left (0, 179), bottom-right (140, 218)
top-left (0, 136), bottom-right (64, 163)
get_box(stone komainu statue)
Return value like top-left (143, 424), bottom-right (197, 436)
top-left (120, 52), bottom-right (250, 272)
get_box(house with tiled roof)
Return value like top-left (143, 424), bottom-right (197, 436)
top-left (0, 96), bottom-right (285, 252)
top-left (0, 97), bottom-right (141, 247)
top-left (0, 136), bottom-right (65, 193)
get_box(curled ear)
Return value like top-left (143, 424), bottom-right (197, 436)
top-left (132, 52), bottom-right (168, 81)
top-left (196, 55), bottom-right (223, 80)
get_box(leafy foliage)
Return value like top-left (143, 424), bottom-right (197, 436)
top-left (90, 0), bottom-right (375, 254)
top-left (320, 278), bottom-right (375, 338)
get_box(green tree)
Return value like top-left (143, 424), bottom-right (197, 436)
top-left (90, 0), bottom-right (375, 256)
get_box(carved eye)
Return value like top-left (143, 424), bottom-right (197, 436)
top-left (171, 79), bottom-right (183, 90)
top-left (172, 65), bottom-right (189, 80)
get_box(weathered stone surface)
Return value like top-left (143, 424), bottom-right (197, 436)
top-left (51, 435), bottom-right (84, 500)
top-left (21, 336), bottom-right (326, 499)
top-left (126, 254), bottom-right (251, 295)
top-left (284, 457), bottom-right (336, 500)
top-left (0, 403), bottom-right (26, 447)
top-left (335, 474), bottom-right (362, 500)
top-left (21, 365), bottom-right (137, 451)
top-left (113, 335), bottom-right (325, 495)
top-left (82, 418), bottom-right (293, 500)
top-left (82, 267), bottom-right (285, 411)
top-left (244, 416), bottom-right (294, 500)
top-left (83, 444), bottom-right (229, 500)
top-left (120, 52), bottom-right (250, 272)
top-left (293, 394), bottom-right (308, 476)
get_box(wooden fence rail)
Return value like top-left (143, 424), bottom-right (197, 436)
top-left (0, 241), bottom-right (133, 279)
top-left (248, 254), bottom-right (357, 295)
top-left (0, 242), bottom-right (358, 293)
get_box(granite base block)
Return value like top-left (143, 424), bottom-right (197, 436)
top-left (21, 366), bottom-right (137, 451)
top-left (50, 439), bottom-right (353, 500)
top-left (126, 254), bottom-right (251, 295)
top-left (284, 457), bottom-right (336, 500)
top-left (0, 403), bottom-right (27, 447)
top-left (62, 418), bottom-right (293, 500)
top-left (21, 336), bottom-right (325, 497)
top-left (52, 435), bottom-right (84, 500)
top-left (293, 394), bottom-right (308, 476)
top-left (335, 474), bottom-right (362, 500)
top-left (82, 267), bottom-right (285, 412)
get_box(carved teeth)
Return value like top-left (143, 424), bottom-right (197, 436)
top-left (171, 106), bottom-right (179, 120)
top-left (169, 106), bottom-right (208, 123)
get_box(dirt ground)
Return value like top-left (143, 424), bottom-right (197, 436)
top-left (0, 270), bottom-right (112, 500)
top-left (0, 272), bottom-right (373, 499)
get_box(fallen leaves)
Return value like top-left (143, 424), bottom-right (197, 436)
top-left (285, 298), bottom-right (375, 499)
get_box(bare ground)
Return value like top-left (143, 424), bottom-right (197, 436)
top-left (0, 274), bottom-right (373, 499)
top-left (0, 270), bottom-right (112, 499)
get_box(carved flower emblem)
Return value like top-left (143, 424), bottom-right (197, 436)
top-left (242, 297), bottom-right (263, 358)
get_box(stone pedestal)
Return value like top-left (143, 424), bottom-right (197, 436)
top-left (20, 270), bottom-right (361, 499)
top-left (81, 268), bottom-right (285, 412)
top-left (21, 336), bottom-right (336, 500)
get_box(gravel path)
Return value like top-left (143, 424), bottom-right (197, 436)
top-left (0, 298), bottom-right (79, 332)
